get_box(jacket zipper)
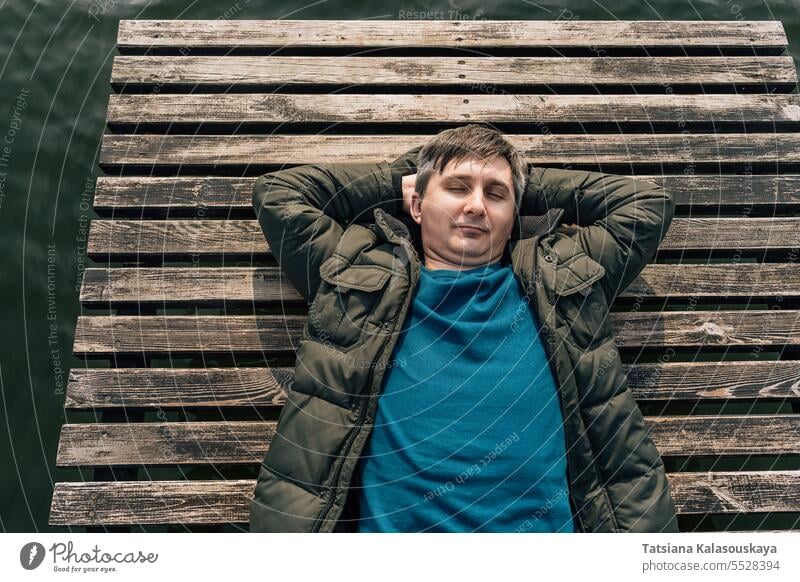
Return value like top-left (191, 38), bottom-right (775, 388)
top-left (530, 235), bottom-right (585, 533)
top-left (311, 240), bottom-right (419, 533)
top-left (311, 397), bottom-right (369, 532)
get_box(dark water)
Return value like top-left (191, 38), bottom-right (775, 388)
top-left (1, 0), bottom-right (798, 532)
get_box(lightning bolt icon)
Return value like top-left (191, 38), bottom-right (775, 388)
top-left (28, 545), bottom-right (38, 566)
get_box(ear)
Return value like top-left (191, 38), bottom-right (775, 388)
top-left (410, 191), bottom-right (423, 226)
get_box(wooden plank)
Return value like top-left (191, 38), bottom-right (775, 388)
top-left (50, 479), bottom-right (254, 526)
top-left (87, 220), bottom-right (266, 258)
top-left (626, 361), bottom-right (800, 401)
top-left (611, 310), bottom-right (800, 348)
top-left (80, 267), bottom-right (303, 304)
top-left (94, 176), bottom-right (251, 213)
top-left (65, 367), bottom-right (294, 409)
top-left (49, 470), bottom-right (800, 526)
top-left (110, 56), bottom-right (797, 90)
top-left (105, 93), bottom-right (800, 126)
top-left (64, 361), bottom-right (800, 410)
top-left (55, 415), bottom-right (800, 467)
top-left (56, 421), bottom-right (277, 467)
top-left (624, 263), bottom-right (800, 298)
top-left (98, 133), bottom-right (800, 168)
top-left (72, 311), bottom-right (800, 355)
top-left (79, 264), bottom-right (800, 305)
top-left (657, 218), bottom-right (800, 251)
top-left (93, 174), bottom-right (800, 215)
top-left (72, 315), bottom-right (305, 355)
top-left (54, 422), bottom-right (272, 467)
top-left (116, 20), bottom-right (789, 50)
top-left (85, 218), bottom-right (800, 259)
top-left (648, 415), bottom-right (800, 456)
top-left (665, 469), bottom-right (800, 516)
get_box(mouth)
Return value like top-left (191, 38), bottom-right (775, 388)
top-left (456, 225), bottom-right (487, 234)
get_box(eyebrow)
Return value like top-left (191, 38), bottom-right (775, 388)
top-left (442, 174), bottom-right (512, 196)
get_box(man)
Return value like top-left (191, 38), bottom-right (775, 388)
top-left (249, 123), bottom-right (679, 533)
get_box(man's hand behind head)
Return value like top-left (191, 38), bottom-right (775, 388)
top-left (401, 173), bottom-right (417, 215)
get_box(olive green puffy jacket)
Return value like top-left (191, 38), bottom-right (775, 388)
top-left (250, 146), bottom-right (679, 533)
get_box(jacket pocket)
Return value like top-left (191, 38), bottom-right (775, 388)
top-left (306, 255), bottom-right (392, 350)
top-left (553, 253), bottom-right (606, 298)
top-left (549, 252), bottom-right (612, 351)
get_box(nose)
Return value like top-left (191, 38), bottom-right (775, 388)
top-left (462, 187), bottom-right (487, 217)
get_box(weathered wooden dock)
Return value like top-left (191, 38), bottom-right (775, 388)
top-left (50, 20), bottom-right (800, 532)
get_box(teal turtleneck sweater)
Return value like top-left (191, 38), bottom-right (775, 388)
top-left (353, 259), bottom-right (575, 532)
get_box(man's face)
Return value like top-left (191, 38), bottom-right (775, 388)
top-left (409, 155), bottom-right (516, 270)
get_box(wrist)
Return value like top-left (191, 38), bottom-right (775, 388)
top-left (392, 169), bottom-right (404, 198)
top-left (377, 161), bottom-right (401, 216)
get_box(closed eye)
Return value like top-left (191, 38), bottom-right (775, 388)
top-left (446, 185), bottom-right (506, 199)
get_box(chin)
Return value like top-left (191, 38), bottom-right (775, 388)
top-left (452, 239), bottom-right (486, 251)
top-left (450, 247), bottom-right (491, 261)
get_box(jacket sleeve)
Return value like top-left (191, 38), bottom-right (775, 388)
top-left (251, 147), bottom-right (421, 304)
top-left (524, 167), bottom-right (675, 303)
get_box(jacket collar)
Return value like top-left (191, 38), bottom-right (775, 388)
top-left (372, 206), bottom-right (565, 247)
